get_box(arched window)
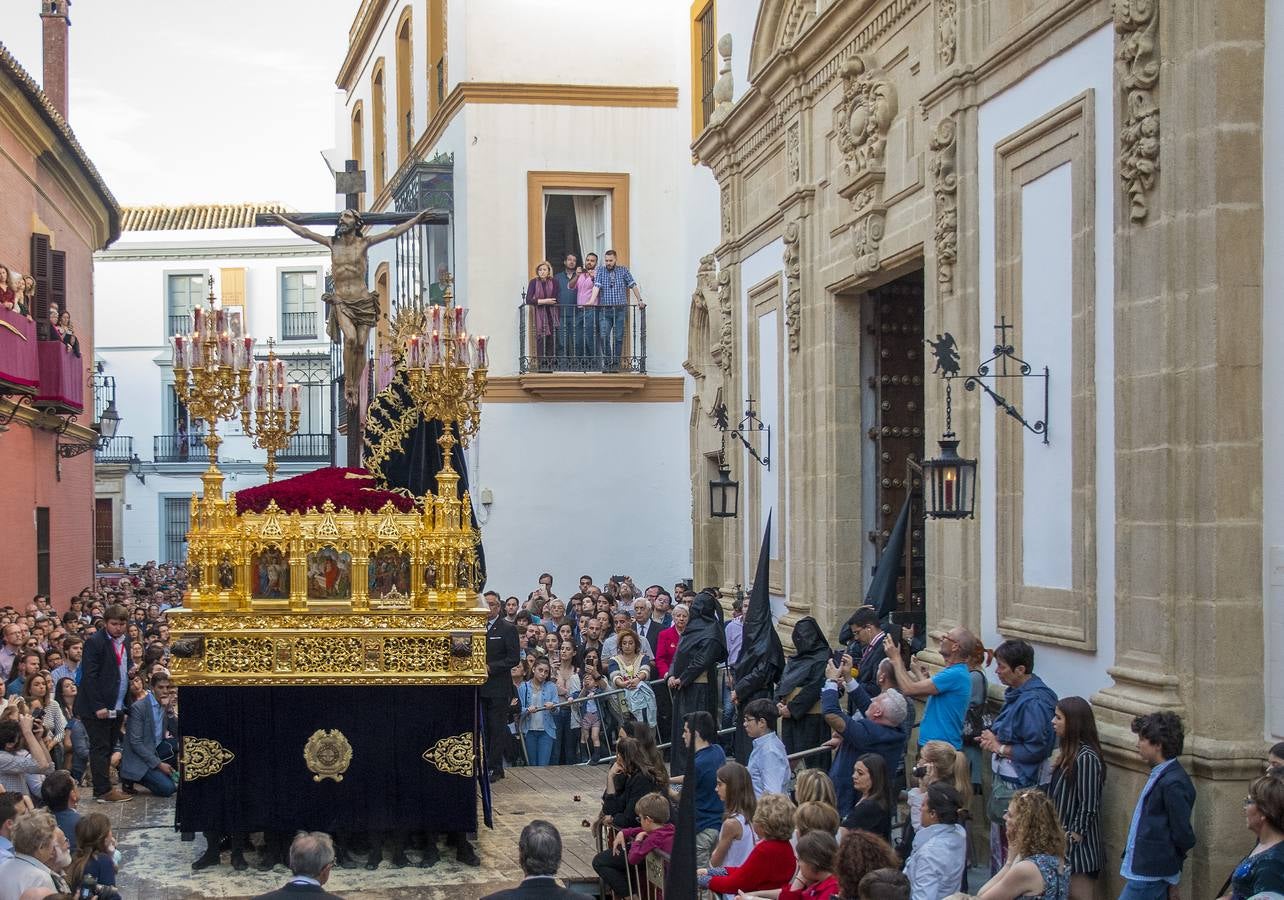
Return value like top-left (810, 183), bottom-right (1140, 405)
top-left (349, 101), bottom-right (365, 208)
top-left (428, 0), bottom-right (446, 115)
top-left (395, 8), bottom-right (413, 162)
top-left (371, 60), bottom-right (387, 194)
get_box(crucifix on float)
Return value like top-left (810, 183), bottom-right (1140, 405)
top-left (255, 160), bottom-right (450, 467)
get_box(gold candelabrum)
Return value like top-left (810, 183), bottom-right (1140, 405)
top-left (172, 277), bottom-right (253, 498)
top-left (403, 274), bottom-right (489, 493)
top-left (247, 338), bottom-right (301, 483)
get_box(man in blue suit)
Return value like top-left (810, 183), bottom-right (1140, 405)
top-left (1119, 711), bottom-right (1196, 899)
top-left (119, 673), bottom-right (178, 798)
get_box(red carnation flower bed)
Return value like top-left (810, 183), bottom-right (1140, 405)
top-left (234, 467), bottom-right (416, 515)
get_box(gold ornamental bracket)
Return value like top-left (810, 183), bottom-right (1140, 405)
top-left (422, 732), bottom-right (476, 778)
top-left (305, 729), bottom-right (353, 782)
top-left (182, 737), bottom-right (235, 781)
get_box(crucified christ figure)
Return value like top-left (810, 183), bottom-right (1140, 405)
top-left (267, 209), bottom-right (433, 460)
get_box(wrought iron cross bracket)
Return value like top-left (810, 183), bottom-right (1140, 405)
top-left (712, 398), bottom-right (771, 469)
top-left (958, 318), bottom-right (1050, 444)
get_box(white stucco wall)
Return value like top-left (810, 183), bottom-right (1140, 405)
top-left (1263, 0), bottom-right (1284, 741)
top-left (737, 239), bottom-right (786, 620)
top-left (460, 0), bottom-right (687, 87)
top-left (94, 230), bottom-right (332, 563)
top-left (977, 24), bottom-right (1116, 699)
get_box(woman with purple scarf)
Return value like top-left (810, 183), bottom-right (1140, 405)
top-left (526, 260), bottom-right (560, 368)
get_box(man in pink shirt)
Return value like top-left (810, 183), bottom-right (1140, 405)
top-left (572, 252), bottom-right (599, 364)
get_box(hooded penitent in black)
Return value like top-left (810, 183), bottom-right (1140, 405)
top-left (732, 517), bottom-right (784, 763)
top-left (774, 616), bottom-right (831, 768)
top-left (669, 589), bottom-right (727, 776)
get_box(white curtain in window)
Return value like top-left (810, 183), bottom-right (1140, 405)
top-left (573, 195), bottom-right (603, 259)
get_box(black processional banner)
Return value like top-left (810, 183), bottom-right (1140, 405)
top-left (176, 685), bottom-right (484, 834)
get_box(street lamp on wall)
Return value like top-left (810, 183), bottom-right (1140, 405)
top-left (709, 451), bottom-right (739, 519)
top-left (920, 370), bottom-right (977, 521)
top-left (55, 371), bottom-right (123, 481)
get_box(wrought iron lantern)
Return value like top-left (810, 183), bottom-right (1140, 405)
top-left (709, 455), bottom-right (739, 519)
top-left (921, 435), bottom-right (975, 519)
top-left (919, 373), bottom-right (977, 520)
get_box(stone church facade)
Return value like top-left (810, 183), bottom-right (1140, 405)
top-left (684, 0), bottom-right (1275, 894)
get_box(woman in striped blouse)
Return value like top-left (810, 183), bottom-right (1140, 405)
top-left (1047, 697), bottom-right (1105, 900)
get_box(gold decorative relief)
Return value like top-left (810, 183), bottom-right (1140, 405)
top-left (182, 737), bottom-right (235, 781)
top-left (422, 732), bottom-right (475, 777)
top-left (294, 637), bottom-right (363, 672)
top-left (383, 636), bottom-right (450, 672)
top-left (304, 729), bottom-right (353, 783)
top-left (204, 637), bottom-right (274, 673)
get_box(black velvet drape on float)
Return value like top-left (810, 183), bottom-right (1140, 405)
top-left (363, 370), bottom-right (487, 589)
top-left (176, 686), bottom-right (482, 833)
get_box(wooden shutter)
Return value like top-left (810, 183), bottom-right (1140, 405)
top-left (220, 267), bottom-right (246, 307)
top-left (29, 233), bottom-right (50, 322)
top-left (50, 249), bottom-right (66, 318)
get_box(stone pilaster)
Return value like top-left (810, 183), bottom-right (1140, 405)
top-left (1090, 1), bottom-right (1268, 896)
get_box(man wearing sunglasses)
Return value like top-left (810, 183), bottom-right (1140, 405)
top-left (883, 625), bottom-right (977, 750)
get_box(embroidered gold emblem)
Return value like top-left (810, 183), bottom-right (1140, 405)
top-left (182, 738), bottom-right (235, 781)
top-left (304, 729), bottom-right (353, 782)
top-left (422, 732), bottom-right (475, 777)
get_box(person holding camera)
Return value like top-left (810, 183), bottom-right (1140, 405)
top-left (976, 639), bottom-right (1058, 872)
top-left (882, 625), bottom-right (978, 751)
top-left (0, 713), bottom-right (54, 802)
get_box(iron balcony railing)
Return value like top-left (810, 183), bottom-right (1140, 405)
top-left (154, 433), bottom-right (208, 463)
top-left (517, 302), bottom-right (646, 374)
top-left (167, 314), bottom-right (191, 338)
top-left (282, 310), bottom-right (318, 340)
top-left (94, 435), bottom-right (133, 464)
top-left (279, 432), bottom-right (332, 461)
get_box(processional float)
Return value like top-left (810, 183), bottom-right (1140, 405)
top-left (167, 275), bottom-right (494, 835)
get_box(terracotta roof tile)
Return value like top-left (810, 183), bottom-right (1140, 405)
top-left (0, 41), bottom-right (120, 246)
top-left (120, 202), bottom-right (296, 232)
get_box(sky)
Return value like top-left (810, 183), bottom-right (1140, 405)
top-left (0, 0), bottom-right (354, 211)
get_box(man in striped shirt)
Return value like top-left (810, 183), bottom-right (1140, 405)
top-left (590, 250), bottom-right (645, 372)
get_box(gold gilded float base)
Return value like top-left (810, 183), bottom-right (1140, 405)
top-left (168, 611), bottom-right (487, 686)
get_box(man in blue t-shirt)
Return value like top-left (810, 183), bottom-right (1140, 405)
top-left (671, 711), bottom-right (725, 873)
top-left (883, 625), bottom-right (978, 749)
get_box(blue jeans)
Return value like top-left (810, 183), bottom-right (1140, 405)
top-left (597, 306), bottom-right (626, 369)
top-left (138, 766), bottom-right (178, 797)
top-left (576, 307), bottom-right (599, 363)
top-left (525, 730), bottom-right (554, 766)
top-left (1118, 878), bottom-right (1173, 900)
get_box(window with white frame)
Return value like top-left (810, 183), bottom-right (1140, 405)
top-left (281, 270), bottom-right (320, 340)
top-left (543, 190), bottom-right (610, 267)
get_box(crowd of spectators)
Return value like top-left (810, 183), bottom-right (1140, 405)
top-left (1, 563), bottom-right (1281, 900)
top-left (0, 263), bottom-right (80, 356)
top-left (524, 250), bottom-right (644, 372)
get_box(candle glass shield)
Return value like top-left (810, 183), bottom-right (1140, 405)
top-left (247, 338), bottom-right (302, 483)
top-left (172, 277), bottom-right (253, 498)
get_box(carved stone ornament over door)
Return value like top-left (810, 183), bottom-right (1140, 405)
top-left (834, 55), bottom-right (898, 180)
top-left (686, 253), bottom-right (726, 413)
top-left (783, 224), bottom-right (801, 352)
top-left (936, 0), bottom-right (958, 68)
top-left (834, 54), bottom-right (897, 280)
top-left (1114, 0), bottom-right (1160, 222)
top-left (929, 117), bottom-right (959, 299)
top-left (712, 267), bottom-right (734, 375)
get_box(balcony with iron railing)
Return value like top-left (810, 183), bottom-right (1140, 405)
top-left (282, 310), bottom-right (319, 340)
top-left (154, 433), bottom-right (209, 463)
top-left (95, 435), bottom-right (134, 464)
top-left (517, 303), bottom-right (646, 375)
top-left (279, 432), bottom-right (332, 462)
top-left (167, 313), bottom-right (192, 338)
